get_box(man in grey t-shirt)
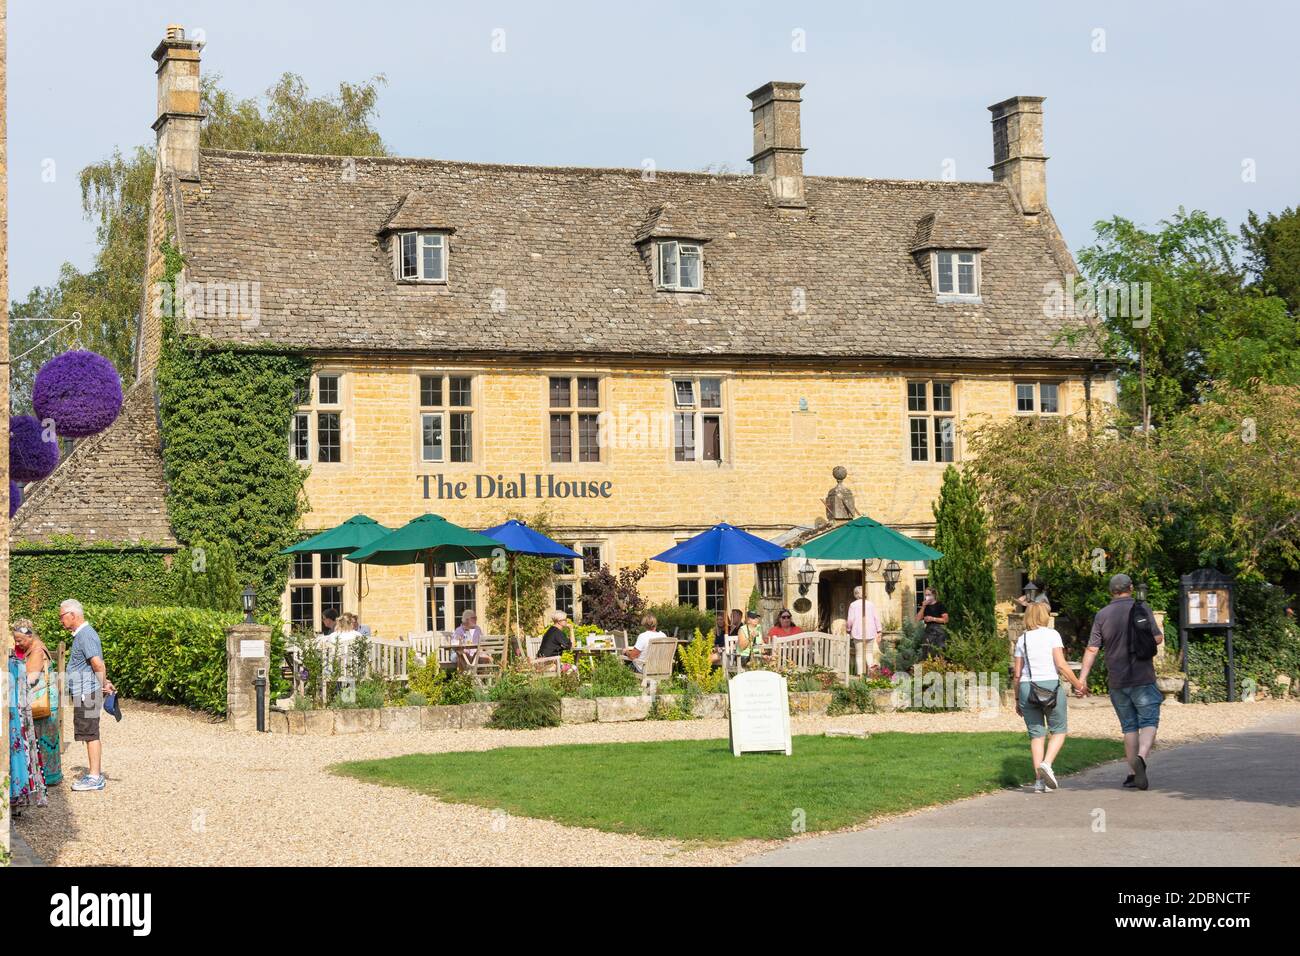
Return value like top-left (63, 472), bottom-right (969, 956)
top-left (1080, 574), bottom-right (1164, 791)
top-left (60, 598), bottom-right (116, 792)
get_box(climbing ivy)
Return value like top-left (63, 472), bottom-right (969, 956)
top-left (9, 536), bottom-right (178, 620)
top-left (156, 237), bottom-right (312, 606)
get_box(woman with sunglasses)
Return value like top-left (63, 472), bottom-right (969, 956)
top-left (768, 609), bottom-right (802, 638)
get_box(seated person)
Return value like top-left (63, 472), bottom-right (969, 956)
top-left (768, 609), bottom-right (802, 638)
top-left (537, 610), bottom-right (573, 658)
top-left (321, 608), bottom-right (339, 636)
top-left (736, 610), bottom-right (766, 666)
top-left (625, 613), bottom-right (668, 673)
top-left (452, 610), bottom-right (486, 669)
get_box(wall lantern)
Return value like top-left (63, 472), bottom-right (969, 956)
top-left (883, 560), bottom-right (902, 595)
top-left (242, 585), bottom-right (257, 624)
top-left (1022, 580), bottom-right (1040, 605)
top-left (797, 559), bottom-right (816, 595)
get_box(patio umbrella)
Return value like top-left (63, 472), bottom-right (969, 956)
top-left (480, 520), bottom-right (580, 644)
top-left (347, 514), bottom-right (506, 643)
top-left (651, 523), bottom-right (789, 628)
top-left (798, 516), bottom-right (943, 651)
top-left (280, 514), bottom-right (393, 617)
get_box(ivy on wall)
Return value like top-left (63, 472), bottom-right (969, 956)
top-left (9, 536), bottom-right (177, 620)
top-left (156, 238), bottom-right (312, 606)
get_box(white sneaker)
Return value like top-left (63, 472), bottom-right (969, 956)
top-left (1032, 779), bottom-right (1047, 793)
top-left (71, 774), bottom-right (106, 792)
top-left (1039, 762), bottom-right (1059, 790)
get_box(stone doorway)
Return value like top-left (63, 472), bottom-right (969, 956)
top-left (817, 569), bottom-right (859, 633)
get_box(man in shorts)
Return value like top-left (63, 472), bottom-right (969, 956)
top-left (60, 599), bottom-right (115, 792)
top-left (1079, 574), bottom-right (1163, 790)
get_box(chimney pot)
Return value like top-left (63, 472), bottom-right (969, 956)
top-left (747, 81), bottom-right (807, 209)
top-left (989, 95), bottom-right (1047, 215)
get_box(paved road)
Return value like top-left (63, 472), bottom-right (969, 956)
top-left (744, 712), bottom-right (1300, 866)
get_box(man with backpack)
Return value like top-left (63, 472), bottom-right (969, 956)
top-left (1079, 574), bottom-right (1164, 790)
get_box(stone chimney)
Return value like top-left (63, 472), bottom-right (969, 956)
top-left (152, 24), bottom-right (204, 181)
top-left (747, 81), bottom-right (806, 209)
top-left (989, 96), bottom-right (1047, 215)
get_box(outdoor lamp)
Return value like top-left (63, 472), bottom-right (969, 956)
top-left (1023, 581), bottom-right (1040, 605)
top-left (1134, 580), bottom-right (1148, 603)
top-left (797, 559), bottom-right (816, 595)
top-left (242, 585), bottom-right (257, 624)
top-left (883, 560), bottom-right (902, 595)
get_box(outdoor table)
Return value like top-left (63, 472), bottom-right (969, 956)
top-left (441, 642), bottom-right (486, 669)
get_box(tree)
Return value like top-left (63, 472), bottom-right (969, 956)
top-left (579, 562), bottom-right (649, 633)
top-left (483, 508), bottom-right (559, 634)
top-left (1076, 209), bottom-right (1297, 426)
top-left (929, 465), bottom-right (997, 636)
top-left (9, 72), bottom-right (389, 409)
top-left (1241, 206), bottom-right (1300, 316)
top-left (174, 539), bottom-right (240, 612)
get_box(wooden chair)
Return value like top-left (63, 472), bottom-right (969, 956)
top-left (613, 630), bottom-right (628, 652)
top-left (523, 635), bottom-right (560, 676)
top-left (469, 635), bottom-right (507, 688)
top-left (634, 636), bottom-right (677, 691)
top-left (721, 635), bottom-right (743, 677)
top-left (807, 632), bottom-right (851, 685)
top-left (770, 633), bottom-right (815, 672)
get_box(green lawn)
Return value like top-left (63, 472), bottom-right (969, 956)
top-left (333, 732), bottom-right (1124, 842)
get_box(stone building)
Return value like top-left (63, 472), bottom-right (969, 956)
top-left (13, 26), bottom-right (1113, 641)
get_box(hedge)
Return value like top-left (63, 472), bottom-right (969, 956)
top-left (10, 540), bottom-right (177, 620)
top-left (34, 604), bottom-right (286, 715)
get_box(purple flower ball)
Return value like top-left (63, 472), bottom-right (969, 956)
top-left (9, 414), bottom-right (61, 482)
top-left (32, 350), bottom-right (124, 437)
top-left (8, 480), bottom-right (21, 518)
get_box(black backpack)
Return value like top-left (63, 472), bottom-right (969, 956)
top-left (1127, 600), bottom-right (1159, 662)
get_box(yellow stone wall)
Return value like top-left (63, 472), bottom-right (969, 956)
top-left (286, 359), bottom-right (1115, 638)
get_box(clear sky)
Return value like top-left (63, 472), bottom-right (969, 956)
top-left (9, 0), bottom-right (1298, 300)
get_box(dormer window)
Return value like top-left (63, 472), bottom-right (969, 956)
top-left (397, 231), bottom-right (447, 282)
top-left (933, 251), bottom-right (979, 297)
top-left (657, 240), bottom-right (703, 291)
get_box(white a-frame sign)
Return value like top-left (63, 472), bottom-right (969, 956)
top-left (728, 670), bottom-right (793, 756)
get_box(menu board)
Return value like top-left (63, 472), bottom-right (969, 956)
top-left (728, 671), bottom-right (793, 757)
top-left (1186, 588), bottom-right (1231, 627)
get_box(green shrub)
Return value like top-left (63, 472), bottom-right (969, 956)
top-left (10, 540), bottom-right (176, 620)
top-left (827, 679), bottom-right (880, 716)
top-left (440, 670), bottom-right (479, 705)
top-left (676, 628), bottom-right (723, 692)
top-left (488, 662), bottom-right (536, 701)
top-left (174, 538), bottom-right (240, 612)
top-left (943, 622), bottom-right (1010, 679)
top-left (37, 604), bottom-right (236, 714)
top-left (646, 602), bottom-right (715, 639)
top-left (884, 617), bottom-right (927, 674)
top-left (488, 685), bottom-right (562, 729)
top-left (404, 691), bottom-right (428, 707)
top-left (584, 654), bottom-right (643, 698)
top-left (354, 678), bottom-right (386, 710)
top-left (406, 650), bottom-right (447, 702)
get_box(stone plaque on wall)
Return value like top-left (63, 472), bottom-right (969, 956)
top-left (727, 671), bottom-right (792, 757)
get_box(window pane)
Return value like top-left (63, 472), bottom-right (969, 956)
top-left (658, 241), bottom-right (678, 287)
top-left (673, 379), bottom-right (695, 407)
top-left (578, 414), bottom-right (601, 463)
top-left (1015, 383), bottom-right (1035, 413)
top-left (449, 376), bottom-right (472, 407)
top-left (679, 245), bottom-right (701, 290)
top-left (292, 554), bottom-right (313, 580)
top-left (293, 383), bottom-right (309, 406)
top-left (674, 412), bottom-right (695, 461)
top-left (677, 578), bottom-right (699, 608)
top-left (914, 577), bottom-right (929, 613)
top-left (550, 414), bottom-right (572, 463)
top-left (318, 412), bottom-right (341, 463)
top-left (699, 378), bottom-right (721, 408)
top-left (702, 415), bottom-right (722, 462)
top-left (705, 578), bottom-right (725, 613)
top-left (320, 554), bottom-right (343, 580)
top-left (932, 382), bottom-right (952, 412)
top-left (576, 377), bottom-right (600, 408)
top-left (909, 417), bottom-right (929, 462)
top-left (958, 255), bottom-right (976, 295)
top-left (420, 375), bottom-right (442, 408)
top-left (453, 583), bottom-right (476, 622)
top-left (936, 252), bottom-right (953, 293)
top-left (400, 233), bottom-right (418, 279)
top-left (291, 413), bottom-right (309, 461)
top-left (290, 586), bottom-right (314, 630)
top-left (317, 375), bottom-right (340, 405)
top-left (422, 412), bottom-right (444, 462)
top-left (553, 556), bottom-right (575, 575)
top-left (555, 583), bottom-right (575, 618)
top-left (320, 585), bottom-right (343, 619)
top-left (907, 381), bottom-right (927, 412)
top-left (421, 234), bottom-right (444, 281)
top-left (935, 417), bottom-right (956, 463)
top-left (703, 564), bottom-right (724, 575)
top-left (1040, 382), bottom-right (1059, 414)
top-left (679, 564), bottom-right (698, 575)
top-left (549, 376), bottom-right (571, 408)
top-left (581, 545), bottom-right (602, 570)
top-left (450, 412), bottom-right (473, 462)
top-left (425, 585), bottom-right (449, 633)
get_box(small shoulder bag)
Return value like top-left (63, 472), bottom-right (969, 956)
top-left (1022, 631), bottom-right (1059, 712)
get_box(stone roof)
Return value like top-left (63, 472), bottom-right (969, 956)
top-left (172, 150), bottom-right (1102, 362)
top-left (9, 376), bottom-right (177, 547)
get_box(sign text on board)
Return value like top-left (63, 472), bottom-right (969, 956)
top-left (421, 473), bottom-right (613, 501)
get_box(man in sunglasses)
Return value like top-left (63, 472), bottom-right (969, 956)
top-left (59, 599), bottom-right (115, 792)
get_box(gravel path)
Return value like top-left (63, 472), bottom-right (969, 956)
top-left (16, 698), bottom-right (1299, 867)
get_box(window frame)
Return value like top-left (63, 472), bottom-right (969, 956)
top-left (286, 552), bottom-right (347, 633)
top-left (416, 372), bottom-right (476, 464)
top-left (932, 250), bottom-right (981, 299)
top-left (551, 541), bottom-right (605, 620)
top-left (291, 371), bottom-right (347, 466)
top-left (396, 230), bottom-right (449, 283)
top-left (1013, 380), bottom-right (1064, 417)
top-left (905, 378), bottom-right (957, 464)
top-left (670, 375), bottom-right (726, 465)
top-left (422, 561), bottom-right (478, 634)
top-left (655, 240), bottom-right (705, 292)
top-left (547, 375), bottom-right (604, 465)
top-left (676, 557), bottom-right (726, 613)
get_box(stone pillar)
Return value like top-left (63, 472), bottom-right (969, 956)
top-left (747, 81), bottom-right (807, 209)
top-left (226, 623), bottom-right (271, 732)
top-left (988, 95), bottom-right (1047, 215)
top-left (151, 24), bottom-right (204, 182)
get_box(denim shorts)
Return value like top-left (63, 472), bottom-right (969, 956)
top-left (1018, 680), bottom-right (1068, 738)
top-left (1109, 682), bottom-right (1162, 733)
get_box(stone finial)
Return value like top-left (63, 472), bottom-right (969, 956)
top-left (825, 465), bottom-right (859, 521)
top-left (989, 95), bottom-right (1047, 215)
top-left (748, 81), bottom-right (807, 209)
